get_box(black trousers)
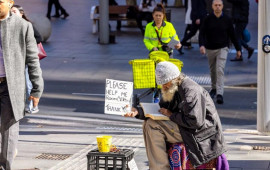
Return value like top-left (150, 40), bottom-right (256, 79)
top-left (180, 20), bottom-right (200, 46)
top-left (234, 22), bottom-right (249, 50)
top-left (47, 0), bottom-right (67, 16)
top-left (183, 24), bottom-right (192, 43)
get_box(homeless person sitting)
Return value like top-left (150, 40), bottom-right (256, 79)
top-left (124, 61), bottom-right (228, 170)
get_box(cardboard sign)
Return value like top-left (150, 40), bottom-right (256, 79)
top-left (105, 79), bottom-right (133, 115)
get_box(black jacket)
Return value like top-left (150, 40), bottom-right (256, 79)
top-left (227, 0), bottom-right (249, 23)
top-left (136, 77), bottom-right (226, 167)
top-left (33, 26), bottom-right (42, 44)
top-left (190, 0), bottom-right (207, 21)
top-left (199, 13), bottom-right (241, 51)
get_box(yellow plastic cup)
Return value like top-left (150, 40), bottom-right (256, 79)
top-left (96, 136), bottom-right (112, 152)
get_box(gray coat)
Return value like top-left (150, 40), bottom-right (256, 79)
top-left (1, 13), bottom-right (44, 122)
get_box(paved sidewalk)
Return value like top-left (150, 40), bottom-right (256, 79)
top-left (11, 0), bottom-right (268, 170)
top-left (13, 88), bottom-right (270, 170)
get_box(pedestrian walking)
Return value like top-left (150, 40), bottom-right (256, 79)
top-left (178, 0), bottom-right (207, 55)
top-left (199, 0), bottom-right (241, 104)
top-left (0, 0), bottom-right (44, 169)
top-left (182, 0), bottom-right (194, 50)
top-left (228, 0), bottom-right (254, 61)
top-left (124, 61), bottom-right (228, 170)
top-left (11, 5), bottom-right (43, 114)
top-left (46, 0), bottom-right (69, 20)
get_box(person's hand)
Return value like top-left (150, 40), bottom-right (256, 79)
top-left (159, 108), bottom-right (172, 117)
top-left (200, 46), bottom-right (206, 55)
top-left (195, 19), bottom-right (200, 25)
top-left (152, 47), bottom-right (158, 51)
top-left (123, 107), bottom-right (138, 117)
top-left (28, 96), bottom-right (40, 107)
top-left (236, 51), bottom-right (242, 58)
top-left (175, 43), bottom-right (182, 50)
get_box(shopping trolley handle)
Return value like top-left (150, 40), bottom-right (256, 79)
top-left (132, 88), bottom-right (155, 107)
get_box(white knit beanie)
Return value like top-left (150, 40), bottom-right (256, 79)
top-left (155, 61), bottom-right (180, 85)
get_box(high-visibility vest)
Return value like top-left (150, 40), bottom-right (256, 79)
top-left (144, 21), bottom-right (180, 52)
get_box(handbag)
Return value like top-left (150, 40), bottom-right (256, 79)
top-left (37, 43), bottom-right (47, 60)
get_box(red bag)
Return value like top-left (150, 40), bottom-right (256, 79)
top-left (37, 43), bottom-right (47, 60)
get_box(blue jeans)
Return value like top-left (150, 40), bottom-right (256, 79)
top-left (25, 66), bottom-right (33, 110)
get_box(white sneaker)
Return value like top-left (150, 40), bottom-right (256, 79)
top-left (31, 107), bottom-right (39, 114)
top-left (25, 108), bottom-right (31, 114)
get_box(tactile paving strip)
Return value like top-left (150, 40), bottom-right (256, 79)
top-left (35, 153), bottom-right (71, 160)
top-left (189, 75), bottom-right (211, 85)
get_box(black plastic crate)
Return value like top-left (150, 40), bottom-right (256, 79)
top-left (87, 149), bottom-right (134, 170)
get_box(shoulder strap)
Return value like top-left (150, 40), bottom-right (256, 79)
top-left (154, 29), bottom-right (162, 43)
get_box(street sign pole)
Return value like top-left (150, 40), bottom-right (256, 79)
top-left (257, 0), bottom-right (270, 132)
top-left (99, 0), bottom-right (109, 44)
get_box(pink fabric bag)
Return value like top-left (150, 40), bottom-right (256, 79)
top-left (37, 43), bottom-right (47, 60)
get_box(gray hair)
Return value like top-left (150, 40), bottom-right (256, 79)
top-left (173, 73), bottom-right (186, 86)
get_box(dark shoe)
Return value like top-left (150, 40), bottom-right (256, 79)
top-left (61, 13), bottom-right (69, 19)
top-left (230, 57), bottom-right (243, 62)
top-left (52, 14), bottom-right (60, 18)
top-left (216, 94), bottom-right (224, 104)
top-left (209, 89), bottom-right (216, 99)
top-left (178, 47), bottom-right (184, 55)
top-left (247, 47), bottom-right (254, 59)
top-left (46, 14), bottom-right (51, 20)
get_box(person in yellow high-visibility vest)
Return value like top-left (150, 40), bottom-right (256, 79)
top-left (144, 4), bottom-right (182, 57)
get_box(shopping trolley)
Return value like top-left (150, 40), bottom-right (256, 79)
top-left (129, 51), bottom-right (183, 106)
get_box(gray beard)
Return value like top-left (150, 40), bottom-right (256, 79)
top-left (161, 83), bottom-right (178, 102)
